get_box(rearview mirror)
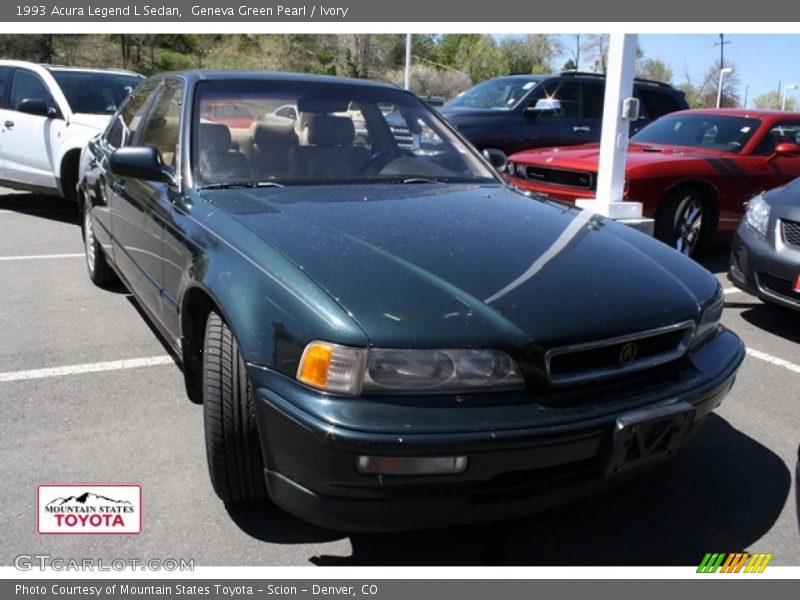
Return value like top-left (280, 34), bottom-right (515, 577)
top-left (527, 98), bottom-right (562, 113)
top-left (110, 146), bottom-right (173, 184)
top-left (17, 98), bottom-right (56, 118)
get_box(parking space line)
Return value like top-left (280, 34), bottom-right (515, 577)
top-left (0, 253), bottom-right (83, 262)
top-left (746, 348), bottom-right (800, 375)
top-left (722, 287), bottom-right (740, 295)
top-left (0, 356), bottom-right (174, 383)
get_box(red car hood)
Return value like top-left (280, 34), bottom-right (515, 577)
top-left (510, 143), bottom-right (732, 171)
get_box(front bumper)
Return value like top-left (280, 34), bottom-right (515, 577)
top-left (729, 220), bottom-right (800, 311)
top-left (249, 330), bottom-right (744, 531)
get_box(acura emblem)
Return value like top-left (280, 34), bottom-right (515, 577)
top-left (619, 342), bottom-right (638, 365)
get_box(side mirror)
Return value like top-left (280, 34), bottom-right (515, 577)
top-left (773, 142), bottom-right (800, 158)
top-left (110, 146), bottom-right (173, 184)
top-left (17, 98), bottom-right (54, 118)
top-left (482, 148), bottom-right (507, 172)
top-left (527, 98), bottom-right (562, 113)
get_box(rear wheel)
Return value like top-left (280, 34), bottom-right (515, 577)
top-left (203, 311), bottom-right (268, 503)
top-left (655, 187), bottom-right (711, 256)
top-left (82, 202), bottom-right (117, 286)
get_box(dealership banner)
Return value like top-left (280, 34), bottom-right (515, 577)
top-left (4, 580), bottom-right (799, 599)
top-left (3, 0), bottom-right (800, 22)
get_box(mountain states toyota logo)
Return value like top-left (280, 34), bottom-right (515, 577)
top-left (36, 484), bottom-right (142, 534)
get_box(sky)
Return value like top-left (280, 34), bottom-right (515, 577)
top-left (565, 34), bottom-right (799, 107)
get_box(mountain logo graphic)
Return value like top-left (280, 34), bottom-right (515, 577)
top-left (46, 492), bottom-right (133, 507)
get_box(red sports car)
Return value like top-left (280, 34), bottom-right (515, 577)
top-left (505, 109), bottom-right (800, 254)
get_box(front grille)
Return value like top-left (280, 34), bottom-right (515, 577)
top-left (545, 321), bottom-right (695, 386)
top-left (524, 166), bottom-right (595, 190)
top-left (390, 125), bottom-right (414, 150)
top-left (758, 272), bottom-right (800, 301)
top-left (782, 219), bottom-right (800, 248)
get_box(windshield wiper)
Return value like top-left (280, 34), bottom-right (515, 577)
top-left (199, 181), bottom-right (286, 190)
top-left (401, 177), bottom-right (447, 184)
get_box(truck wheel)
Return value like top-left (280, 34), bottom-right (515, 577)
top-left (655, 187), bottom-right (710, 256)
top-left (203, 311), bottom-right (268, 503)
top-left (82, 202), bottom-right (117, 286)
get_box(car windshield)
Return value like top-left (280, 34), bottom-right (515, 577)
top-left (446, 78), bottom-right (540, 110)
top-left (51, 69), bottom-right (142, 115)
top-left (193, 79), bottom-right (497, 187)
top-left (632, 113), bottom-right (762, 153)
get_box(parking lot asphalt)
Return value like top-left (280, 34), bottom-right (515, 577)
top-left (0, 188), bottom-right (798, 567)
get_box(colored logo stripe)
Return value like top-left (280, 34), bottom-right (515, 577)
top-left (697, 552), bottom-right (773, 573)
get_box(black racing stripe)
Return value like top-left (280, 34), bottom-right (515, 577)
top-left (719, 158), bottom-right (745, 175)
top-left (705, 158), bottom-right (731, 176)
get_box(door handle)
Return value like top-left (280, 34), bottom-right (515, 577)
top-left (112, 180), bottom-right (126, 194)
top-left (573, 126), bottom-right (591, 133)
top-left (4, 120), bottom-right (14, 128)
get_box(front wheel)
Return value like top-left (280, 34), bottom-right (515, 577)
top-left (82, 202), bottom-right (117, 286)
top-left (203, 311), bottom-right (268, 503)
top-left (655, 188), bottom-right (711, 256)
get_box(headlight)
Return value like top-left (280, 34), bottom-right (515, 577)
top-left (691, 288), bottom-right (724, 348)
top-left (297, 342), bottom-right (524, 396)
top-left (744, 194), bottom-right (770, 237)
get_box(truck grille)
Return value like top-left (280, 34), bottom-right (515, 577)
top-left (544, 321), bottom-right (695, 386)
top-left (782, 219), bottom-right (800, 248)
top-left (524, 166), bottom-right (595, 190)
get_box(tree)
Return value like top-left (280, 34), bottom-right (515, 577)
top-left (581, 34), bottom-right (643, 74)
top-left (753, 89), bottom-right (797, 111)
top-left (637, 58), bottom-right (673, 83)
top-left (498, 35), bottom-right (562, 75)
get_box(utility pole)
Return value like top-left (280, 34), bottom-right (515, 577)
top-left (714, 34), bottom-right (731, 107)
top-left (714, 33), bottom-right (730, 69)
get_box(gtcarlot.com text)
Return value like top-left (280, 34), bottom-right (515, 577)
top-left (14, 554), bottom-right (194, 572)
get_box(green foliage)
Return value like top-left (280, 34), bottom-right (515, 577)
top-left (753, 89), bottom-right (797, 111)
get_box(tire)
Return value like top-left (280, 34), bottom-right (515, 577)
top-left (203, 311), bottom-right (268, 503)
top-left (82, 201), bottom-right (118, 286)
top-left (655, 187), bottom-right (711, 256)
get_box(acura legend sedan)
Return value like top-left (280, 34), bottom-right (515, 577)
top-left (78, 71), bottom-right (745, 530)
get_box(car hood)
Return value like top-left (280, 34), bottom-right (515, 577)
top-left (69, 113), bottom-right (112, 130)
top-left (201, 184), bottom-right (717, 348)
top-left (510, 142), bottom-right (732, 172)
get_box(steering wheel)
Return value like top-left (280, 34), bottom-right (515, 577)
top-left (359, 148), bottom-right (417, 175)
top-left (359, 151), bottom-right (396, 175)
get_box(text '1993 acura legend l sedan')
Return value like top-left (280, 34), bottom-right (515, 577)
top-left (78, 71), bottom-right (745, 531)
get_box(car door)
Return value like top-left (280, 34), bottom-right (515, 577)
top-left (109, 78), bottom-right (183, 320)
top-left (0, 68), bottom-right (64, 190)
top-left (0, 66), bottom-right (10, 179)
top-left (522, 80), bottom-right (587, 149)
top-left (85, 80), bottom-right (157, 255)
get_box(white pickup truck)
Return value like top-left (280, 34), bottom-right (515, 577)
top-left (0, 61), bottom-right (142, 201)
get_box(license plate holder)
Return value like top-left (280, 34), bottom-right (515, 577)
top-left (606, 401), bottom-right (696, 476)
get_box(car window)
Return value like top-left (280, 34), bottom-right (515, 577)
top-left (9, 69), bottom-right (54, 112)
top-left (446, 78), bottom-right (539, 110)
top-left (105, 79), bottom-right (160, 149)
top-left (751, 121), bottom-right (800, 155)
top-left (632, 114), bottom-right (761, 153)
top-left (0, 67), bottom-right (10, 108)
top-left (193, 80), bottom-right (496, 187)
top-left (582, 82), bottom-right (605, 120)
top-left (50, 70), bottom-right (141, 115)
top-left (638, 89), bottom-right (682, 120)
top-left (138, 79), bottom-right (184, 168)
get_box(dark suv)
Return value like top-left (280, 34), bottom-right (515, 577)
top-left (439, 72), bottom-right (688, 158)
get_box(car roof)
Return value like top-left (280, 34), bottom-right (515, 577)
top-left (678, 108), bottom-right (800, 119)
top-left (0, 59), bottom-right (141, 78)
top-left (151, 69), bottom-right (404, 91)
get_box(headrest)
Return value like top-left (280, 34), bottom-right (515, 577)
top-left (305, 114), bottom-right (355, 147)
top-left (252, 121), bottom-right (298, 146)
top-left (199, 122), bottom-right (232, 152)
